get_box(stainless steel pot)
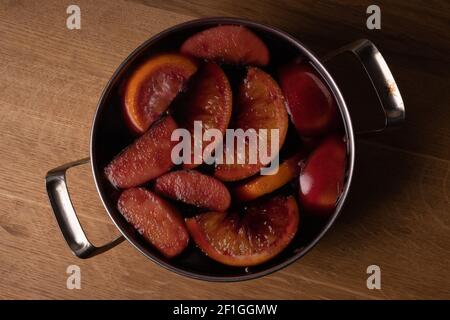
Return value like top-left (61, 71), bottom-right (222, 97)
top-left (46, 17), bottom-right (404, 281)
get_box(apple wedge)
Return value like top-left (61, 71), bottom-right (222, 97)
top-left (154, 170), bottom-right (231, 211)
top-left (118, 188), bottom-right (189, 258)
top-left (299, 136), bottom-right (347, 213)
top-left (280, 62), bottom-right (339, 136)
top-left (105, 116), bottom-right (178, 188)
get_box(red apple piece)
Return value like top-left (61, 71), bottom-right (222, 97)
top-left (104, 116), bottom-right (178, 188)
top-left (280, 62), bottom-right (339, 136)
top-left (154, 170), bottom-right (231, 211)
top-left (299, 135), bottom-right (347, 213)
top-left (118, 188), bottom-right (189, 258)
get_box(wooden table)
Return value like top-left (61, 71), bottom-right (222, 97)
top-left (0, 0), bottom-right (449, 299)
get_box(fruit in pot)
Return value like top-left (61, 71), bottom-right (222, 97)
top-left (299, 136), bottom-right (347, 213)
top-left (233, 152), bottom-right (305, 202)
top-left (173, 62), bottom-right (232, 168)
top-left (181, 25), bottom-right (270, 66)
top-left (123, 53), bottom-right (198, 134)
top-left (215, 67), bottom-right (289, 181)
top-left (118, 188), bottom-right (189, 258)
top-left (154, 170), bottom-right (231, 211)
top-left (186, 195), bottom-right (299, 267)
top-left (105, 116), bottom-right (178, 188)
top-left (279, 62), bottom-right (338, 136)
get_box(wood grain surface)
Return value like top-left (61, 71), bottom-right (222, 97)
top-left (0, 0), bottom-right (449, 299)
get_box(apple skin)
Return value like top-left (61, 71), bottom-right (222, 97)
top-left (279, 62), bottom-right (339, 137)
top-left (104, 116), bottom-right (178, 189)
top-left (122, 53), bottom-right (198, 134)
top-left (181, 25), bottom-right (269, 66)
top-left (299, 135), bottom-right (347, 213)
top-left (117, 188), bottom-right (189, 258)
top-left (154, 170), bottom-right (231, 212)
top-left (186, 195), bottom-right (299, 267)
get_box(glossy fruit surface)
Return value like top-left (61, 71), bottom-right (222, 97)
top-left (280, 62), bottom-right (338, 136)
top-left (215, 67), bottom-right (288, 181)
top-left (154, 170), bottom-right (231, 211)
top-left (181, 25), bottom-right (269, 66)
top-left (233, 153), bottom-right (304, 202)
top-left (123, 53), bottom-right (198, 134)
top-left (103, 27), bottom-right (351, 268)
top-left (299, 136), bottom-right (347, 213)
top-left (186, 196), bottom-right (299, 266)
top-left (105, 116), bottom-right (178, 188)
top-left (174, 62), bottom-right (232, 168)
top-left (118, 188), bottom-right (189, 258)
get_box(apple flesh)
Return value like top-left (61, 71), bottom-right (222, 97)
top-left (154, 170), bottom-right (231, 211)
top-left (105, 116), bottom-right (178, 188)
top-left (118, 188), bottom-right (189, 258)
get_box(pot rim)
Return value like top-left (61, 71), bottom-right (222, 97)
top-left (89, 17), bottom-right (355, 282)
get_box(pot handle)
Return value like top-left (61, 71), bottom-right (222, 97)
top-left (45, 158), bottom-right (124, 258)
top-left (323, 39), bottom-right (405, 134)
